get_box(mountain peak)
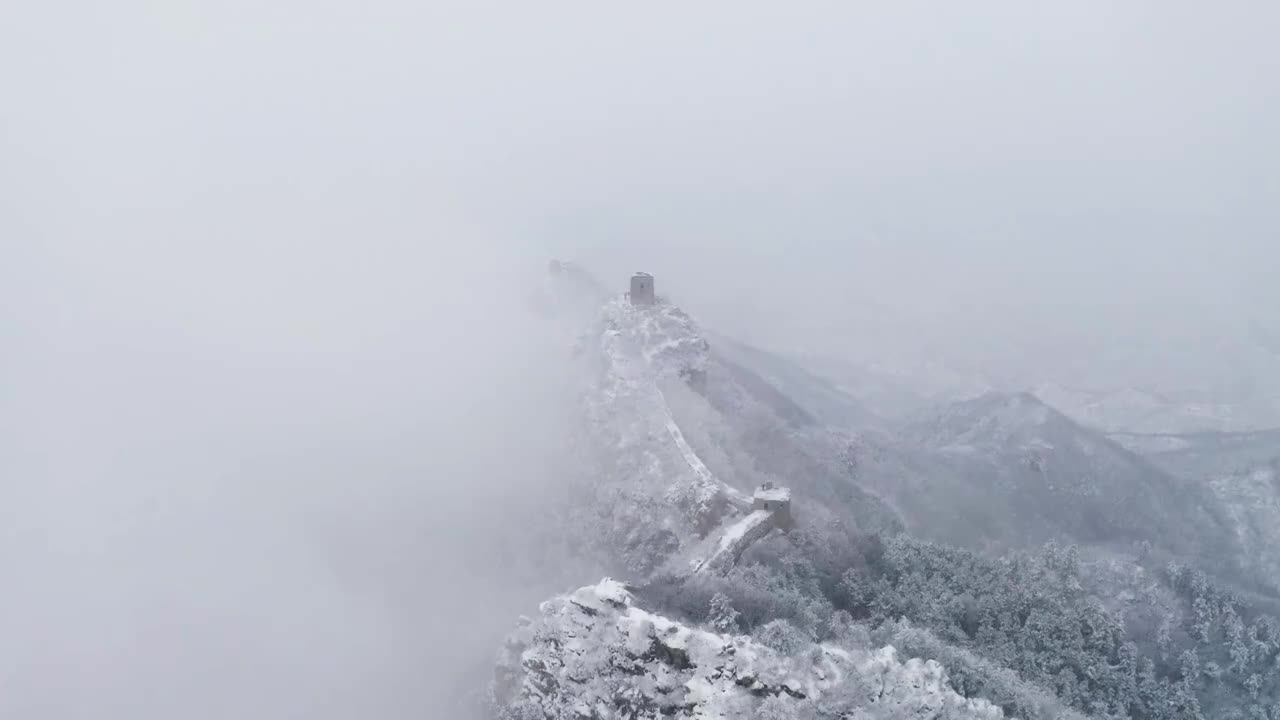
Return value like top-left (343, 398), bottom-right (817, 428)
top-left (904, 390), bottom-right (1060, 451)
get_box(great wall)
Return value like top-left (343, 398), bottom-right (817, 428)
top-left (625, 270), bottom-right (794, 577)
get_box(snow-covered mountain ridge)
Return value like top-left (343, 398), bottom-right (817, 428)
top-left (492, 578), bottom-right (1005, 720)
top-left (497, 279), bottom-right (1022, 718)
top-left (499, 269), bottom-right (1279, 720)
top-left (572, 295), bottom-right (758, 575)
top-left (1035, 383), bottom-right (1280, 435)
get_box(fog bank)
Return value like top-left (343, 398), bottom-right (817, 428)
top-left (2, 0), bottom-right (1278, 716)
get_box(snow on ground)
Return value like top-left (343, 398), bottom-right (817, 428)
top-left (577, 298), bottom-right (755, 572)
top-left (693, 509), bottom-right (776, 575)
top-left (492, 579), bottom-right (1006, 720)
top-left (1035, 382), bottom-right (1280, 434)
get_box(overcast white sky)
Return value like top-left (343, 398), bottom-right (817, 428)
top-left (2, 1), bottom-right (1278, 717)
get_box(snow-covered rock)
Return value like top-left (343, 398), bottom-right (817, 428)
top-left (491, 579), bottom-right (1006, 720)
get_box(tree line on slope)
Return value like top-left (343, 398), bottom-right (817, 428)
top-left (642, 524), bottom-right (1280, 720)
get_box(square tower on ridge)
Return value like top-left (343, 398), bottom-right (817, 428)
top-left (630, 272), bottom-right (655, 305)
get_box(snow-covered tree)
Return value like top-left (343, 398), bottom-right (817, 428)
top-left (709, 592), bottom-right (740, 634)
top-left (1181, 649), bottom-right (1201, 684)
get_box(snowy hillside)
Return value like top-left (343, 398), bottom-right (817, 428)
top-left (510, 269), bottom-right (1276, 720)
top-left (706, 333), bottom-right (882, 430)
top-left (903, 392), bottom-right (1057, 451)
top-left (1035, 383), bottom-right (1280, 435)
top-left (558, 266), bottom-right (1235, 568)
top-left (870, 391), bottom-right (1235, 557)
top-left (569, 296), bottom-right (743, 574)
top-left (491, 578), bottom-right (1005, 720)
top-left (1117, 429), bottom-right (1280, 593)
top-left (563, 283), bottom-right (903, 576)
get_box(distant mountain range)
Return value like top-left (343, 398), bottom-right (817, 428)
top-left (488, 265), bottom-right (1280, 719)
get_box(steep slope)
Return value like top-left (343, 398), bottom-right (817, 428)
top-left (671, 348), bottom-right (905, 537)
top-left (491, 579), bottom-right (1006, 720)
top-left (594, 290), bottom-right (1241, 564)
top-left (706, 333), bottom-right (882, 430)
top-left (1116, 428), bottom-right (1280, 593)
top-left (505, 278), bottom-right (1032, 716)
top-left (520, 270), bottom-right (1261, 718)
top-left (569, 297), bottom-right (741, 575)
top-left (561, 284), bottom-right (902, 576)
top-left (876, 392), bottom-right (1236, 558)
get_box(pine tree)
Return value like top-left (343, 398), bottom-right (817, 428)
top-left (1054, 667), bottom-right (1079, 708)
top-left (1170, 680), bottom-right (1204, 720)
top-left (1190, 570), bottom-right (1211, 599)
top-left (1181, 649), bottom-right (1201, 685)
top-left (1193, 597), bottom-right (1215, 644)
top-left (708, 592), bottom-right (740, 634)
top-left (1246, 673), bottom-right (1263, 700)
top-left (1137, 658), bottom-right (1165, 717)
top-left (1227, 608), bottom-right (1251, 674)
top-left (838, 569), bottom-right (872, 617)
top-left (1249, 618), bottom-right (1276, 666)
top-left (1115, 642), bottom-right (1140, 717)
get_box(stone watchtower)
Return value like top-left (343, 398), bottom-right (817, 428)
top-left (752, 483), bottom-right (793, 531)
top-left (629, 272), bottom-right (655, 305)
